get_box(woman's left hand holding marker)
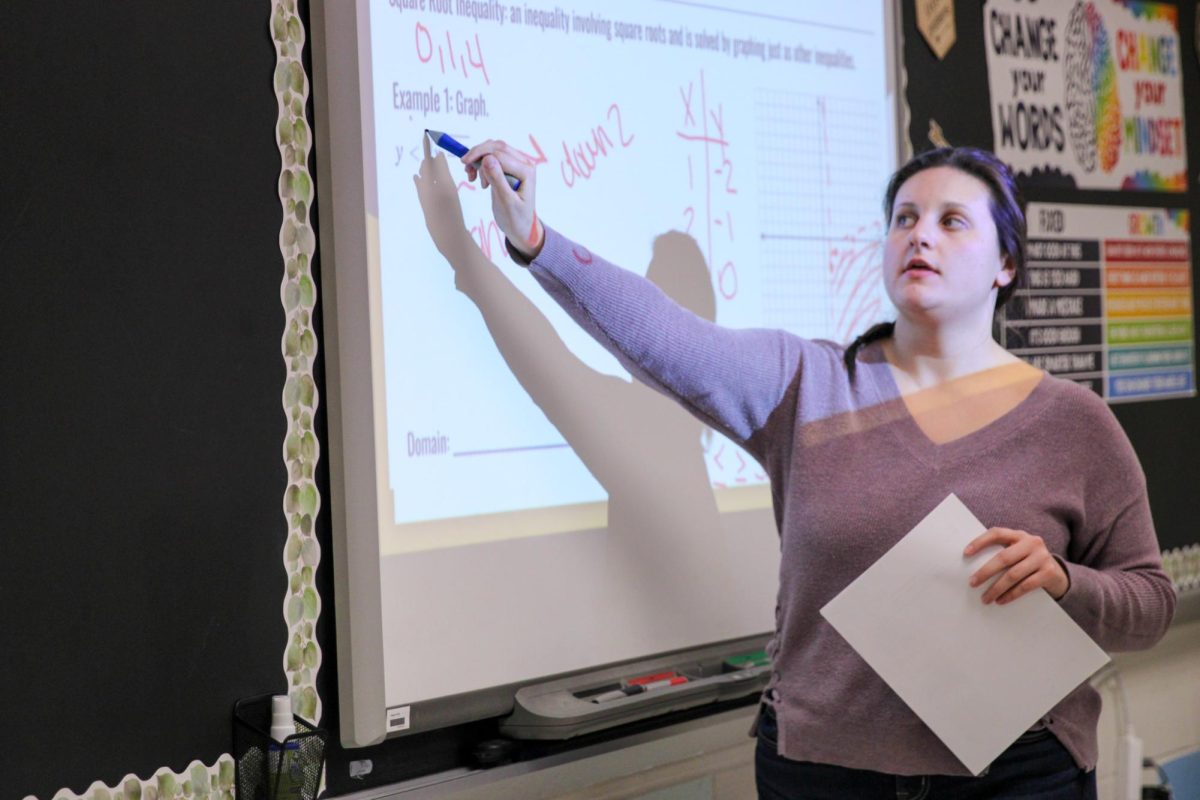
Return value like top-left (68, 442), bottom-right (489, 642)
top-left (460, 139), bottom-right (543, 261)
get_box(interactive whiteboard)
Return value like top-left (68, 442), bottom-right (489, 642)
top-left (312, 0), bottom-right (901, 746)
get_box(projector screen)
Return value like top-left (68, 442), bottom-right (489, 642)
top-left (312, 0), bottom-right (901, 747)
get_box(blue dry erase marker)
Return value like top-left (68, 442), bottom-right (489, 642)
top-left (425, 129), bottom-right (521, 190)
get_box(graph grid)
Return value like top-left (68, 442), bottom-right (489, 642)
top-left (755, 90), bottom-right (890, 342)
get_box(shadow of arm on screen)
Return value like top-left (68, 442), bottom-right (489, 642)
top-left (414, 147), bottom-right (637, 484)
top-left (414, 153), bottom-right (734, 619)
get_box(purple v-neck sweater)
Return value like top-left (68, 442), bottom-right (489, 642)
top-left (519, 227), bottom-right (1176, 776)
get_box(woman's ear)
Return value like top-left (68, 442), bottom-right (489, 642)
top-left (994, 254), bottom-right (1016, 289)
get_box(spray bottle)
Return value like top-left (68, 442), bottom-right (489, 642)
top-left (269, 695), bottom-right (304, 798)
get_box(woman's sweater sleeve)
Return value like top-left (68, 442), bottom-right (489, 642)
top-left (520, 226), bottom-right (803, 447)
top-left (1055, 392), bottom-right (1177, 652)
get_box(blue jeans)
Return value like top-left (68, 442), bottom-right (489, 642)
top-left (755, 707), bottom-right (1097, 800)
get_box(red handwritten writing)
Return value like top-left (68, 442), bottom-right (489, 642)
top-left (415, 23), bottom-right (489, 85)
top-left (829, 223), bottom-right (884, 343)
top-left (559, 103), bottom-right (635, 189)
top-left (609, 103), bottom-right (634, 146)
top-left (718, 261), bottom-right (737, 299)
top-left (708, 105), bottom-right (736, 195)
top-left (470, 217), bottom-right (507, 261)
top-left (680, 84), bottom-right (696, 126)
top-left (677, 70), bottom-right (738, 300)
top-left (514, 134), bottom-right (548, 167)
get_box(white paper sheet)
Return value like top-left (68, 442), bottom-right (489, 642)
top-left (820, 494), bottom-right (1110, 775)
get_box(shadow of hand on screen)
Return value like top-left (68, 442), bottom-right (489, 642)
top-left (415, 146), bottom-right (739, 630)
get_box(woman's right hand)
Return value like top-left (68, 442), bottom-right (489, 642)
top-left (460, 139), bottom-right (543, 260)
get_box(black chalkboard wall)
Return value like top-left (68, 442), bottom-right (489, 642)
top-left (2, 2), bottom-right (1197, 798)
top-left (2, 3), bottom-right (295, 798)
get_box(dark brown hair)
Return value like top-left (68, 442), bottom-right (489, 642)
top-left (843, 147), bottom-right (1026, 376)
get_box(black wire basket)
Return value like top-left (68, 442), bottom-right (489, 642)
top-left (233, 694), bottom-right (328, 800)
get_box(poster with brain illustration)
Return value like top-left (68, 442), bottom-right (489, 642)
top-left (984, 0), bottom-right (1187, 190)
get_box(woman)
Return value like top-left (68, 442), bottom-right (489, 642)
top-left (452, 142), bottom-right (1176, 798)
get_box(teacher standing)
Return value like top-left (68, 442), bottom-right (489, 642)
top-left (440, 140), bottom-right (1176, 799)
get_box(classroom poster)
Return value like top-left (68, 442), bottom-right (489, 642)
top-left (983, 0), bottom-right (1187, 190)
top-left (1005, 203), bottom-right (1195, 402)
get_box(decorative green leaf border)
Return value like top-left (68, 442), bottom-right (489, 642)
top-left (272, 0), bottom-right (323, 729)
top-left (1163, 545), bottom-right (1200, 591)
top-left (36, 762), bottom-right (236, 800)
top-left (26, 4), bottom-right (322, 799)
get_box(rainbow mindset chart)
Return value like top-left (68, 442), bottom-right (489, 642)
top-left (1005, 203), bottom-right (1194, 402)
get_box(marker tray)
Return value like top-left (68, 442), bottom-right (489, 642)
top-left (502, 635), bottom-right (770, 740)
top-left (233, 694), bottom-right (328, 800)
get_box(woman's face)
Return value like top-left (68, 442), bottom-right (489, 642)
top-left (882, 166), bottom-right (1014, 326)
